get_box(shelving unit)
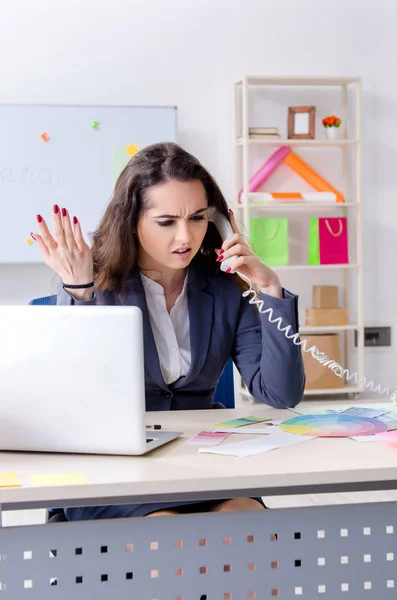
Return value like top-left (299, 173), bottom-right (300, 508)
top-left (233, 75), bottom-right (364, 400)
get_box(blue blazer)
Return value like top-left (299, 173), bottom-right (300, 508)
top-left (57, 258), bottom-right (305, 410)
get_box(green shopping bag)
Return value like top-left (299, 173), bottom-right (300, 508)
top-left (249, 218), bottom-right (289, 266)
top-left (308, 217), bottom-right (320, 265)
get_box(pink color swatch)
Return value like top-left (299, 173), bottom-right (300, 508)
top-left (187, 430), bottom-right (230, 446)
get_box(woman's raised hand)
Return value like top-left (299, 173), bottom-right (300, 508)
top-left (31, 205), bottom-right (94, 290)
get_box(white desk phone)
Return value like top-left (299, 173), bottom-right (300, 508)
top-left (209, 208), bottom-right (396, 402)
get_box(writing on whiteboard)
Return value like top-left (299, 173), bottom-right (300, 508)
top-left (0, 166), bottom-right (60, 186)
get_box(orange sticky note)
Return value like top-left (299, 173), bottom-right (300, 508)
top-left (0, 472), bottom-right (22, 487)
top-left (125, 143), bottom-right (139, 157)
top-left (30, 473), bottom-right (88, 486)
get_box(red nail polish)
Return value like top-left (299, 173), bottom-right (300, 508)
top-left (226, 267), bottom-right (231, 274)
top-left (61, 208), bottom-right (67, 217)
top-left (216, 256), bottom-right (223, 263)
top-left (219, 248), bottom-right (224, 255)
top-left (36, 214), bottom-right (43, 223)
top-left (73, 216), bottom-right (78, 224)
top-left (53, 204), bottom-right (59, 214)
top-left (30, 232), bottom-right (36, 241)
top-left (228, 208), bottom-right (234, 216)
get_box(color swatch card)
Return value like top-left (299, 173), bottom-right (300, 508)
top-left (280, 414), bottom-right (388, 438)
top-left (377, 413), bottom-right (397, 430)
top-left (340, 407), bottom-right (391, 418)
top-left (212, 416), bottom-right (272, 429)
top-left (378, 430), bottom-right (397, 444)
top-left (187, 431), bottom-right (230, 446)
top-left (199, 431), bottom-right (315, 458)
top-left (212, 427), bottom-right (273, 435)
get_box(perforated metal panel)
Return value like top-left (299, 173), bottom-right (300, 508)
top-left (0, 501), bottom-right (396, 599)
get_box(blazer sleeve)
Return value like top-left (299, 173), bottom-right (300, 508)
top-left (231, 289), bottom-right (305, 409)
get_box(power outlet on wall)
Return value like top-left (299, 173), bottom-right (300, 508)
top-left (355, 327), bottom-right (391, 347)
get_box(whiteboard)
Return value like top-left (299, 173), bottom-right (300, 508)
top-left (0, 105), bottom-right (177, 263)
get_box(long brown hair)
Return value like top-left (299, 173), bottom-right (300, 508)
top-left (91, 142), bottom-right (230, 292)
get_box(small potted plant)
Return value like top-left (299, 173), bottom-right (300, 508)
top-left (322, 115), bottom-right (342, 141)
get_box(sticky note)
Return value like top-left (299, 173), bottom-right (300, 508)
top-left (125, 143), bottom-right (139, 157)
top-left (92, 120), bottom-right (100, 130)
top-left (112, 146), bottom-right (130, 186)
top-left (0, 472), bottom-right (22, 487)
top-left (30, 473), bottom-right (88, 486)
top-left (212, 416), bottom-right (272, 429)
top-left (40, 132), bottom-right (50, 142)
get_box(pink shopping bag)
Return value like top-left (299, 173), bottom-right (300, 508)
top-left (319, 218), bottom-right (349, 264)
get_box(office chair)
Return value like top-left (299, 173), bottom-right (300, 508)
top-left (29, 295), bottom-right (57, 306)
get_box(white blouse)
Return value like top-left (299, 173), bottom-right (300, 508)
top-left (140, 273), bottom-right (191, 385)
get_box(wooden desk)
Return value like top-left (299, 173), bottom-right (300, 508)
top-left (0, 405), bottom-right (396, 599)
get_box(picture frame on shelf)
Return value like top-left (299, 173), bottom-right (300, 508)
top-left (288, 106), bottom-right (316, 139)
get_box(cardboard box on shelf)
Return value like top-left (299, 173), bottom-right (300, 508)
top-left (303, 334), bottom-right (344, 390)
top-left (312, 286), bottom-right (339, 309)
top-left (305, 308), bottom-right (349, 327)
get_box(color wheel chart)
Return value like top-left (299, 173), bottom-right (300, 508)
top-left (280, 414), bottom-right (388, 437)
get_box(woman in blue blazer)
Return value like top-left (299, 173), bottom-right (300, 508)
top-left (31, 142), bottom-right (305, 520)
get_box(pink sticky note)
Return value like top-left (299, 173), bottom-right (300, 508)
top-left (187, 430), bottom-right (230, 446)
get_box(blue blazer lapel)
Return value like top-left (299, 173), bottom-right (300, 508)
top-left (172, 262), bottom-right (214, 388)
top-left (124, 270), bottom-right (168, 391)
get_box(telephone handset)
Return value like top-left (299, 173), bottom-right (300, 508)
top-left (208, 206), bottom-right (396, 402)
top-left (208, 208), bottom-right (238, 274)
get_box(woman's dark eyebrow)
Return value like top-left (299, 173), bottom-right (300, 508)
top-left (153, 207), bottom-right (208, 219)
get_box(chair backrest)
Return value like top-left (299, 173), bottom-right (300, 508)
top-left (213, 359), bottom-right (235, 408)
top-left (29, 295), bottom-right (57, 306)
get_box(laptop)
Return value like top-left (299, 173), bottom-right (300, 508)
top-left (0, 305), bottom-right (182, 455)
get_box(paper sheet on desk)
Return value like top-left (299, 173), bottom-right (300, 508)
top-left (198, 431), bottom-right (315, 457)
top-left (350, 435), bottom-right (384, 443)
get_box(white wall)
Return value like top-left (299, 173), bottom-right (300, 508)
top-left (1, 0), bottom-right (396, 390)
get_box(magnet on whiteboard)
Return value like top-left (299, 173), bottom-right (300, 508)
top-left (26, 238), bottom-right (34, 245)
top-left (40, 132), bottom-right (50, 142)
top-left (92, 120), bottom-right (100, 130)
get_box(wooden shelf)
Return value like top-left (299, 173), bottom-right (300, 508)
top-left (303, 385), bottom-right (364, 397)
top-left (236, 76), bottom-right (361, 87)
top-left (236, 138), bottom-right (359, 147)
top-left (233, 75), bottom-right (364, 402)
top-left (300, 324), bottom-right (361, 334)
top-left (235, 200), bottom-right (358, 209)
top-left (273, 264), bottom-right (359, 272)
top-left (239, 385), bottom-right (364, 400)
